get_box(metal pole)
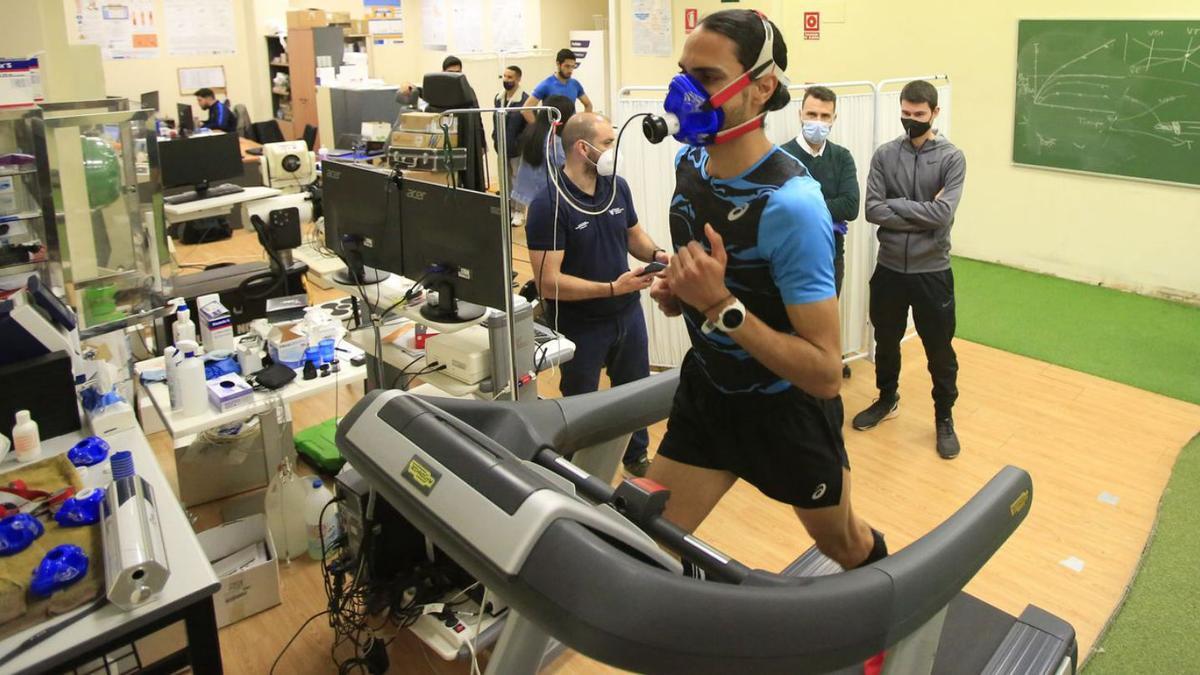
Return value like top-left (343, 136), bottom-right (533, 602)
top-left (494, 108), bottom-right (520, 401)
top-left (441, 106), bottom-right (561, 402)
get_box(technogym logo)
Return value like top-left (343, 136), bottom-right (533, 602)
top-left (403, 455), bottom-right (441, 496)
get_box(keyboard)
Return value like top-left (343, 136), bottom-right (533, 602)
top-left (164, 183), bottom-right (245, 205)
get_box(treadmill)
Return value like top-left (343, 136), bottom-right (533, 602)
top-left (336, 371), bottom-right (1077, 674)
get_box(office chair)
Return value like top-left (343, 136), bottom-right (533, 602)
top-left (303, 125), bottom-right (318, 151)
top-left (251, 120), bottom-right (286, 145)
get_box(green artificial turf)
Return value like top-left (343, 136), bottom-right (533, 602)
top-left (950, 256), bottom-right (1200, 671)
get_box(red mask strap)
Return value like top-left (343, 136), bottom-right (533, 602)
top-left (708, 72), bottom-right (753, 109)
top-left (713, 113), bottom-right (766, 144)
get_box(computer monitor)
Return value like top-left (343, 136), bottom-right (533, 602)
top-left (321, 160), bottom-right (398, 285)
top-left (158, 132), bottom-right (243, 194)
top-left (399, 179), bottom-right (506, 323)
top-left (140, 91), bottom-right (159, 112)
top-left (176, 102), bottom-right (195, 136)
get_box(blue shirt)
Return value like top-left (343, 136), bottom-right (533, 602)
top-left (525, 175), bottom-right (639, 323)
top-left (531, 75), bottom-right (586, 103)
top-left (670, 146), bottom-right (835, 395)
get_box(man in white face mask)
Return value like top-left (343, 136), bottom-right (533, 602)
top-left (781, 86), bottom-right (860, 312)
top-left (525, 112), bottom-right (670, 477)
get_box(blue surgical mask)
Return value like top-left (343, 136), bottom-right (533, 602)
top-left (801, 120), bottom-right (832, 145)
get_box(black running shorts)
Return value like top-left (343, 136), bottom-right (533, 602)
top-left (657, 354), bottom-right (850, 509)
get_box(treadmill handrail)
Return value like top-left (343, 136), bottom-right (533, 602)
top-left (337, 385), bottom-right (1035, 674)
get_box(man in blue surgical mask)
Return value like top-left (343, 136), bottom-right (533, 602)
top-left (781, 86), bottom-right (860, 379)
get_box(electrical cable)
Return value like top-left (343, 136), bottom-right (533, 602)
top-left (269, 609), bottom-right (331, 675)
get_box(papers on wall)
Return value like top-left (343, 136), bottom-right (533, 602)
top-left (70, 0), bottom-right (160, 60)
top-left (163, 0), bottom-right (237, 56)
top-left (450, 0), bottom-right (486, 54)
top-left (369, 18), bottom-right (405, 46)
top-left (631, 0), bottom-right (671, 56)
top-left (491, 0), bottom-right (530, 53)
top-left (421, 1), bottom-right (449, 50)
top-left (178, 66), bottom-right (227, 94)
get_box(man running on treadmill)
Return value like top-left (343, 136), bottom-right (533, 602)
top-left (648, 9), bottom-right (886, 571)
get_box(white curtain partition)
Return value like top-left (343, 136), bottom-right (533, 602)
top-left (614, 78), bottom-right (951, 368)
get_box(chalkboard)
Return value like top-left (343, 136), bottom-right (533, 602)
top-left (1013, 20), bottom-right (1200, 187)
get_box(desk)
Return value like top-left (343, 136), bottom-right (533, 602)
top-left (163, 186), bottom-right (282, 225)
top-left (239, 136), bottom-right (262, 165)
top-left (0, 428), bottom-right (223, 674)
top-left (136, 353), bottom-right (367, 505)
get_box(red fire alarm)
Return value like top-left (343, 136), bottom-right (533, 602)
top-left (684, 8), bottom-right (699, 34)
top-left (804, 12), bottom-right (820, 40)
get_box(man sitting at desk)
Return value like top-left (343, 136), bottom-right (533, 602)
top-left (195, 88), bottom-right (237, 134)
top-left (526, 112), bottom-right (670, 478)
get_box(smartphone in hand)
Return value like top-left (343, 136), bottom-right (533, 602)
top-left (638, 261), bottom-right (667, 277)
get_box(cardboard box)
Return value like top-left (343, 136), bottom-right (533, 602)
top-left (207, 374), bottom-right (254, 413)
top-left (399, 112), bottom-right (456, 134)
top-left (389, 130), bottom-right (458, 149)
top-left (327, 11), bottom-right (351, 24)
top-left (197, 514), bottom-right (281, 628)
top-left (350, 18), bottom-right (369, 36)
top-left (287, 9), bottom-right (328, 29)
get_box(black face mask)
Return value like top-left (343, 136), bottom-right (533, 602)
top-left (503, 81), bottom-right (516, 91)
top-left (901, 117), bottom-right (931, 140)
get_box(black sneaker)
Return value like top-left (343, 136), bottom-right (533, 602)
top-left (936, 417), bottom-right (960, 459)
top-left (623, 455), bottom-right (652, 478)
top-left (852, 396), bottom-right (899, 431)
top-left (842, 363), bottom-right (852, 379)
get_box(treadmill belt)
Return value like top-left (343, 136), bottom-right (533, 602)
top-left (933, 593), bottom-right (1017, 675)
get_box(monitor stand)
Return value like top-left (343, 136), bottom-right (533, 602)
top-left (333, 266), bottom-right (390, 287)
top-left (420, 279), bottom-right (486, 323)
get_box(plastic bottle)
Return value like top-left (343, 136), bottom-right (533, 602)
top-left (304, 479), bottom-right (338, 561)
top-left (173, 305), bottom-right (196, 346)
top-left (163, 346), bottom-right (182, 412)
top-left (12, 410), bottom-right (42, 462)
top-left (176, 340), bottom-right (208, 416)
top-left (265, 458), bottom-right (310, 561)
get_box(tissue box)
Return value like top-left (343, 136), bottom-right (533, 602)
top-left (198, 294), bottom-right (235, 352)
top-left (207, 374), bottom-right (254, 413)
top-left (197, 514), bottom-right (281, 628)
top-left (268, 322), bottom-right (307, 369)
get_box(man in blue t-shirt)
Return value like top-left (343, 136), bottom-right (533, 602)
top-left (526, 112), bottom-right (669, 477)
top-left (648, 9), bottom-right (886, 572)
top-left (522, 48), bottom-right (594, 124)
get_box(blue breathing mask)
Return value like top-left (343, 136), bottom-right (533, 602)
top-left (643, 11), bottom-right (789, 146)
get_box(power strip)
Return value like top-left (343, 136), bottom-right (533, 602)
top-left (408, 594), bottom-right (507, 661)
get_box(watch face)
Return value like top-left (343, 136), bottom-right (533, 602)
top-left (723, 306), bottom-right (745, 329)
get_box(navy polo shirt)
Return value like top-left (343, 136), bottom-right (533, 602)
top-left (525, 174), bottom-right (639, 323)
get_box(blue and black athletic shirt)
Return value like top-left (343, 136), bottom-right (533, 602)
top-left (670, 146), bottom-right (836, 395)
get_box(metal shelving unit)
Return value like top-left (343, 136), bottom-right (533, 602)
top-left (0, 106), bottom-right (59, 288)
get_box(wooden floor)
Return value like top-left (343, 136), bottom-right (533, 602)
top-left (151, 228), bottom-right (1200, 674)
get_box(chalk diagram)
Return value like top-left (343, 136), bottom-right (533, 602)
top-left (1016, 30), bottom-right (1200, 155)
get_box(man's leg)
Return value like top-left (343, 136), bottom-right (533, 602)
top-left (646, 456), bottom-right (738, 534)
top-left (855, 265), bottom-right (909, 430)
top-left (606, 305), bottom-right (652, 467)
top-left (910, 269), bottom-right (960, 458)
top-left (792, 469), bottom-right (883, 570)
top-left (557, 318), bottom-right (608, 397)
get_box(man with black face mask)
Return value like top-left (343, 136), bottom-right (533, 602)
top-left (856, 80), bottom-right (967, 460)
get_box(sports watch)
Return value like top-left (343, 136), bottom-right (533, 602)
top-left (715, 298), bottom-right (747, 333)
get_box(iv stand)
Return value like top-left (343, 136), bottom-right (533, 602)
top-left (438, 105), bottom-right (563, 402)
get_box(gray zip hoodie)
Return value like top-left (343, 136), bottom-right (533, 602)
top-left (865, 133), bottom-right (966, 273)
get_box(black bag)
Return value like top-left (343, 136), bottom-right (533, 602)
top-left (253, 363), bottom-right (296, 390)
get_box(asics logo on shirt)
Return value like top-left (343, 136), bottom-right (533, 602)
top-left (727, 204), bottom-right (750, 221)
top-left (575, 221), bottom-right (590, 230)
top-left (609, 207), bottom-right (625, 216)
